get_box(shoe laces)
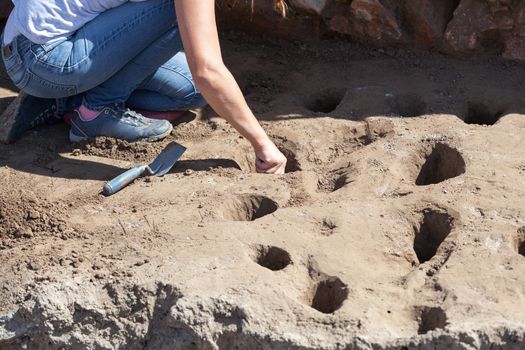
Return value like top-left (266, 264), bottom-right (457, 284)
top-left (106, 104), bottom-right (150, 127)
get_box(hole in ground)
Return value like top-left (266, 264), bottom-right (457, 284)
top-left (309, 277), bottom-right (348, 314)
top-left (417, 307), bottom-right (447, 334)
top-left (318, 174), bottom-right (350, 192)
top-left (254, 245), bottom-right (292, 271)
top-left (317, 165), bottom-right (357, 192)
top-left (273, 138), bottom-right (301, 173)
top-left (305, 88), bottom-right (346, 113)
top-left (279, 148), bottom-right (301, 173)
top-left (174, 159), bottom-right (242, 173)
top-left (221, 195), bottom-right (278, 221)
top-left (465, 101), bottom-right (504, 125)
top-left (413, 208), bottom-right (454, 264)
top-left (416, 143), bottom-right (466, 186)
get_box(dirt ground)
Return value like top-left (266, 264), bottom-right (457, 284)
top-left (1, 29), bottom-right (525, 349)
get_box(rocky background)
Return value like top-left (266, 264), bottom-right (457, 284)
top-left (219, 0), bottom-right (525, 61)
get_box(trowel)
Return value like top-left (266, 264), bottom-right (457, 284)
top-left (102, 142), bottom-right (186, 196)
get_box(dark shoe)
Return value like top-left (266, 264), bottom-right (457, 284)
top-left (69, 105), bottom-right (173, 143)
top-left (0, 92), bottom-right (60, 144)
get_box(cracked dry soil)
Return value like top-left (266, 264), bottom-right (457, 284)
top-left (1, 31), bottom-right (525, 349)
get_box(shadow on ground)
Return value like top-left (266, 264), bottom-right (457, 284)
top-left (1, 30), bottom-right (525, 181)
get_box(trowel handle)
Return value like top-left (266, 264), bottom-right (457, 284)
top-left (102, 165), bottom-right (148, 196)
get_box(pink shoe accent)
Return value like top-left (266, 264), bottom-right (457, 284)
top-left (137, 110), bottom-right (185, 122)
top-left (78, 104), bottom-right (102, 122)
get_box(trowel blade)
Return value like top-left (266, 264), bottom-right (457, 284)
top-left (148, 142), bottom-right (186, 176)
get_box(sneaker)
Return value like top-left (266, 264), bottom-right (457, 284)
top-left (135, 109), bottom-right (186, 122)
top-left (69, 105), bottom-right (173, 143)
top-left (62, 110), bottom-right (187, 125)
top-left (0, 92), bottom-right (60, 144)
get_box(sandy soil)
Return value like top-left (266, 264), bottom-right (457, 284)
top-left (1, 31), bottom-right (525, 349)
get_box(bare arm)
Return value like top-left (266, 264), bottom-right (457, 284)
top-left (174, 0), bottom-right (286, 174)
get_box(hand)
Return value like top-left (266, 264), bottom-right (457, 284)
top-left (254, 140), bottom-right (287, 174)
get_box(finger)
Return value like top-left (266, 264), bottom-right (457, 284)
top-left (277, 163), bottom-right (286, 174)
top-left (261, 162), bottom-right (284, 174)
top-left (255, 160), bottom-right (269, 173)
top-left (256, 158), bottom-right (275, 172)
top-left (256, 162), bottom-right (276, 173)
top-left (256, 164), bottom-right (277, 173)
top-left (275, 164), bottom-right (286, 174)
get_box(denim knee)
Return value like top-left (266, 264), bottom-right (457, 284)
top-left (185, 90), bottom-right (207, 109)
top-left (166, 78), bottom-right (207, 110)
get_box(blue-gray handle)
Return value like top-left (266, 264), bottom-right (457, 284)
top-left (102, 165), bottom-right (148, 196)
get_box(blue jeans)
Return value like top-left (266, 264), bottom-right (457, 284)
top-left (1, 0), bottom-right (206, 115)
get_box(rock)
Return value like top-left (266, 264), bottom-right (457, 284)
top-left (289, 0), bottom-right (329, 15)
top-left (444, 0), bottom-right (525, 59)
top-left (27, 210), bottom-right (41, 221)
top-left (347, 0), bottom-right (406, 46)
top-left (329, 14), bottom-right (351, 35)
top-left (71, 149), bottom-right (82, 156)
top-left (215, 0), bottom-right (525, 61)
top-left (404, 0), bottom-right (459, 48)
top-left (445, 0), bottom-right (499, 53)
top-left (501, 2), bottom-right (525, 60)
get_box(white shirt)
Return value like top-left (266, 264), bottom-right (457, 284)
top-left (3, 0), bottom-right (147, 45)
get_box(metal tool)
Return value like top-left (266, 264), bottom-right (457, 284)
top-left (102, 142), bottom-right (186, 196)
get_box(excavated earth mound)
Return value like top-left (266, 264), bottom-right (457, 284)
top-left (1, 29), bottom-right (525, 350)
